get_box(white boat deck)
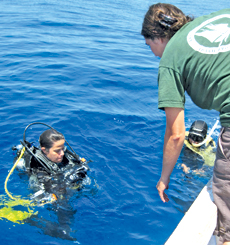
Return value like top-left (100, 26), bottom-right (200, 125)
top-left (165, 178), bottom-right (218, 245)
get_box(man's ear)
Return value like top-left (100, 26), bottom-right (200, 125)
top-left (41, 147), bottom-right (48, 155)
top-left (161, 37), bottom-right (169, 45)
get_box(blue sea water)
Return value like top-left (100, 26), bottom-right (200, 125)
top-left (0, 0), bottom-right (225, 244)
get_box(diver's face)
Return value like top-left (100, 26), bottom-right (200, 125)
top-left (42, 139), bottom-right (65, 163)
top-left (189, 138), bottom-right (199, 145)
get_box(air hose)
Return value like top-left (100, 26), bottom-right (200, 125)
top-left (4, 147), bottom-right (26, 200)
top-left (4, 146), bottom-right (57, 206)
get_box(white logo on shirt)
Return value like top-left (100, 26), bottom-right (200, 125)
top-left (187, 14), bottom-right (230, 54)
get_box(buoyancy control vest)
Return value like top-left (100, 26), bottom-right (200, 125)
top-left (184, 131), bottom-right (216, 166)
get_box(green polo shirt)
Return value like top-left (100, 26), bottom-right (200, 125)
top-left (158, 9), bottom-right (230, 127)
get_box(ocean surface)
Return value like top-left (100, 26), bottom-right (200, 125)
top-left (0, 0), bottom-right (225, 244)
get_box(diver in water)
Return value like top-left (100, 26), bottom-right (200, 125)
top-left (5, 122), bottom-right (92, 241)
top-left (181, 120), bottom-right (216, 174)
top-left (28, 128), bottom-right (89, 199)
top-left (13, 122), bottom-right (90, 205)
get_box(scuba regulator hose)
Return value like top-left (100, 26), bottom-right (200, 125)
top-left (2, 147), bottom-right (38, 224)
top-left (4, 147), bottom-right (26, 200)
top-left (4, 145), bottom-right (56, 206)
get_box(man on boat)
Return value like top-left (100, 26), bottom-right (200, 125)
top-left (141, 4), bottom-right (230, 244)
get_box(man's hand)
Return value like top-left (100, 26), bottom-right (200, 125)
top-left (156, 107), bottom-right (185, 203)
top-left (156, 178), bottom-right (170, 203)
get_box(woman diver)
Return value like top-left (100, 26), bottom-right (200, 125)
top-left (13, 122), bottom-right (90, 205)
top-left (4, 122), bottom-right (92, 240)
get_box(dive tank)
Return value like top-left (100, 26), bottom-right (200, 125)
top-left (16, 158), bottom-right (26, 170)
top-left (12, 144), bottom-right (26, 170)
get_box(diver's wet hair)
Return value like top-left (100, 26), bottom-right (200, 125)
top-left (141, 3), bottom-right (193, 40)
top-left (39, 129), bottom-right (65, 150)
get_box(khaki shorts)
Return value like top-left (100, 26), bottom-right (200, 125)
top-left (213, 127), bottom-right (230, 244)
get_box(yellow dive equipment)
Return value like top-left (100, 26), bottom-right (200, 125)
top-left (184, 132), bottom-right (216, 167)
top-left (184, 120), bottom-right (218, 167)
top-left (1, 147), bottom-right (37, 224)
top-left (4, 147), bottom-right (26, 200)
top-left (2, 145), bottom-right (56, 224)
